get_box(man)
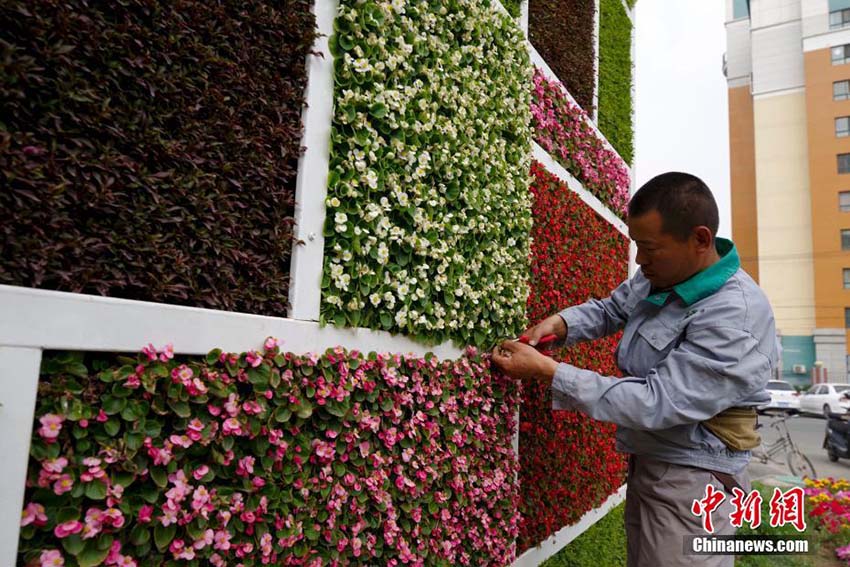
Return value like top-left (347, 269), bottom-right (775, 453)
top-left (492, 172), bottom-right (777, 567)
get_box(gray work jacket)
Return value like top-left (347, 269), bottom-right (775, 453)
top-left (551, 239), bottom-right (777, 474)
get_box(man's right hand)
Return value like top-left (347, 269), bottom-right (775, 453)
top-left (523, 314), bottom-right (567, 346)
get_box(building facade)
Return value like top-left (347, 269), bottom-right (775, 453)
top-left (725, 0), bottom-right (850, 384)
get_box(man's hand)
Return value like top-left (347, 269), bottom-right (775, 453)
top-left (491, 340), bottom-right (559, 380)
top-left (523, 314), bottom-right (567, 347)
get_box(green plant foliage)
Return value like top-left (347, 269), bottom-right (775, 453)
top-left (598, 0), bottom-right (634, 164)
top-left (323, 0), bottom-right (534, 348)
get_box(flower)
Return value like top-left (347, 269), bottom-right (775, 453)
top-left (21, 502), bottom-right (47, 527)
top-left (53, 474), bottom-right (74, 495)
top-left (39, 550), bottom-right (64, 567)
top-left (245, 351), bottom-right (263, 368)
top-left (38, 414), bottom-right (64, 441)
top-left (53, 520), bottom-right (83, 538)
top-left (138, 505), bottom-right (153, 524)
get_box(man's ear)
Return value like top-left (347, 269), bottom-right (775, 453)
top-left (692, 226), bottom-right (714, 253)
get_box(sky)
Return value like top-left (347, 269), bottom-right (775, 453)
top-left (634, 0), bottom-right (732, 238)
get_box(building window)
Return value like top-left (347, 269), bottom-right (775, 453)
top-left (832, 9), bottom-right (850, 29)
top-left (841, 192), bottom-right (850, 211)
top-left (840, 154), bottom-right (850, 173)
top-left (733, 0), bottom-right (749, 19)
top-left (844, 269), bottom-right (850, 288)
top-left (837, 81), bottom-right (850, 101)
top-left (833, 45), bottom-right (850, 65)
top-left (843, 229), bottom-right (850, 250)
top-left (838, 117), bottom-right (850, 138)
top-left (845, 307), bottom-right (850, 328)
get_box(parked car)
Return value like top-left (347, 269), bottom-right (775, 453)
top-left (758, 380), bottom-right (801, 412)
top-left (798, 383), bottom-right (850, 417)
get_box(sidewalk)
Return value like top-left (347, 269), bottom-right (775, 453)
top-left (747, 459), bottom-right (806, 488)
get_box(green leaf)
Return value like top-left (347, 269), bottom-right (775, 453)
top-left (150, 467), bottom-right (168, 488)
top-left (167, 399), bottom-right (191, 418)
top-left (85, 480), bottom-right (107, 500)
top-left (154, 524), bottom-right (177, 551)
top-left (130, 524), bottom-right (150, 546)
top-left (126, 432), bottom-right (144, 451)
top-left (102, 396), bottom-right (126, 415)
top-left (77, 544), bottom-right (109, 567)
top-left (62, 534), bottom-right (85, 556)
top-left (206, 348), bottom-right (222, 365)
top-left (297, 403), bottom-right (314, 419)
top-left (339, 34), bottom-right (354, 51)
top-left (274, 407), bottom-right (292, 423)
top-left (144, 420), bottom-right (162, 437)
top-left (369, 102), bottom-right (387, 118)
top-left (103, 419), bottom-right (120, 437)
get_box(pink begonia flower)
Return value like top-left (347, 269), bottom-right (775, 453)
top-left (43, 457), bottom-right (68, 474)
top-left (138, 505), bottom-right (153, 523)
top-left (193, 465), bottom-right (209, 480)
top-left (193, 528), bottom-right (215, 550)
top-left (172, 365), bottom-right (193, 384)
top-left (245, 350), bottom-right (263, 368)
top-left (96, 409), bottom-right (108, 422)
top-left (141, 344), bottom-right (158, 361)
top-left (78, 418), bottom-right (90, 428)
top-left (169, 434), bottom-right (192, 449)
top-left (312, 440), bottom-right (336, 464)
top-left (252, 476), bottom-right (266, 489)
top-left (222, 418), bottom-right (242, 436)
top-left (83, 457), bottom-right (101, 467)
top-left (53, 474), bottom-right (74, 495)
top-left (264, 337), bottom-right (279, 351)
top-left (159, 343), bottom-right (174, 361)
top-left (214, 530), bottom-right (232, 551)
top-left (210, 554), bottom-right (226, 567)
top-left (53, 520), bottom-right (83, 538)
top-left (38, 414), bottom-right (64, 441)
top-left (224, 394), bottom-right (240, 417)
top-left (116, 557), bottom-right (136, 567)
top-left (21, 502), bottom-right (47, 527)
top-left (103, 508), bottom-right (125, 528)
top-left (242, 400), bottom-right (262, 415)
top-left (236, 456), bottom-right (255, 477)
top-left (105, 540), bottom-right (122, 565)
top-left (39, 549), bottom-right (64, 567)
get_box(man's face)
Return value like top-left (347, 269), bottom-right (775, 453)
top-left (628, 210), bottom-right (702, 290)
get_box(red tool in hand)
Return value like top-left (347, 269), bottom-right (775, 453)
top-left (517, 334), bottom-right (559, 355)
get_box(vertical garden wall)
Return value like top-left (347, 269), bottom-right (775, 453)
top-left (0, 0), bottom-right (316, 315)
top-left (1, 0), bottom-right (636, 565)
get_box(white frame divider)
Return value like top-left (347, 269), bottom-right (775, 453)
top-left (514, 484), bottom-right (628, 566)
top-left (288, 0), bottom-right (339, 322)
top-left (529, 42), bottom-right (631, 177)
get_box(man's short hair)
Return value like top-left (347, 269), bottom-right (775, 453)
top-left (628, 172), bottom-right (719, 240)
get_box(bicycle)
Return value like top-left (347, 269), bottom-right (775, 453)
top-left (750, 409), bottom-right (817, 478)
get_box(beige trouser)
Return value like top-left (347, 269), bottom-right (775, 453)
top-left (625, 455), bottom-right (750, 567)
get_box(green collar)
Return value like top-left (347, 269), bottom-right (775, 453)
top-left (644, 238), bottom-right (740, 307)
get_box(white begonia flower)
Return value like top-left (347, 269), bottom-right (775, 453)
top-left (365, 170), bottom-right (379, 189)
top-left (335, 212), bottom-right (348, 225)
top-left (370, 293), bottom-right (382, 307)
top-left (353, 58), bottom-right (370, 74)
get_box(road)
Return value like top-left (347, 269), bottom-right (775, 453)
top-left (748, 412), bottom-right (850, 480)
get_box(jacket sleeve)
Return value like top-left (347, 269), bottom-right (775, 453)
top-left (558, 277), bottom-right (633, 346)
top-left (550, 324), bottom-right (773, 430)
